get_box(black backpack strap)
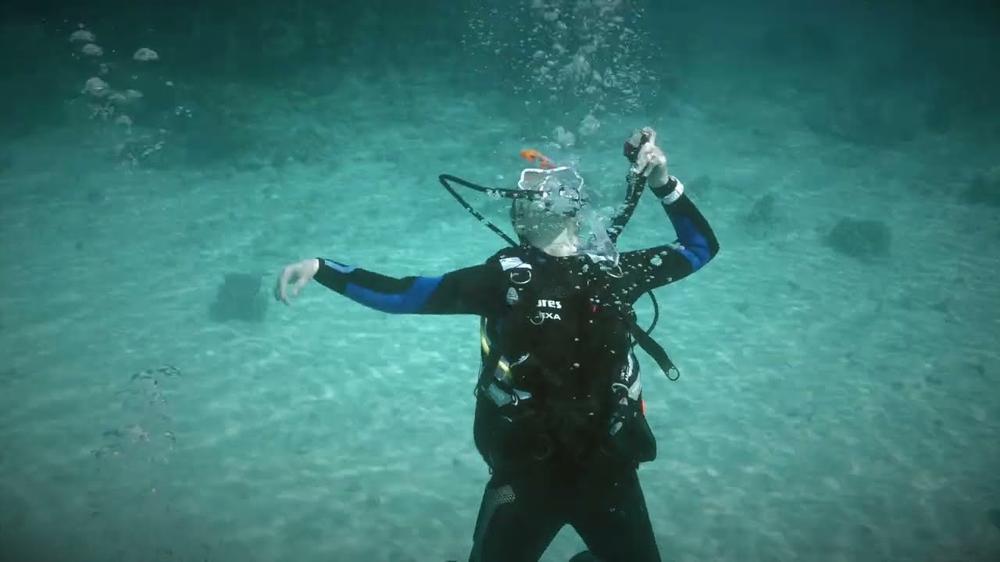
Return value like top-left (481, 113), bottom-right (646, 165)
top-left (621, 314), bottom-right (680, 381)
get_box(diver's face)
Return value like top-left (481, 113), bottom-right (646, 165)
top-left (513, 166), bottom-right (585, 255)
top-left (512, 200), bottom-right (580, 252)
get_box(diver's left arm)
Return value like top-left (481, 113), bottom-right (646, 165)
top-left (619, 177), bottom-right (720, 292)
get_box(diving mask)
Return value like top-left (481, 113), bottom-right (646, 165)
top-left (516, 166), bottom-right (587, 217)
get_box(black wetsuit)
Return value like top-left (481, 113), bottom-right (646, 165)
top-left (314, 176), bottom-right (719, 562)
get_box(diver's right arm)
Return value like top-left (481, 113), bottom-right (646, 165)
top-left (275, 258), bottom-right (503, 316)
top-left (606, 172), bottom-right (645, 243)
top-left (607, 128), bottom-right (672, 243)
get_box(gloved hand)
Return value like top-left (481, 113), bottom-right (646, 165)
top-left (274, 258), bottom-right (320, 304)
top-left (632, 129), bottom-right (670, 189)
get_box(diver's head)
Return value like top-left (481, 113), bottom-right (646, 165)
top-left (511, 199), bottom-right (580, 255)
top-left (510, 166), bottom-right (585, 257)
top-left (435, 152), bottom-right (620, 265)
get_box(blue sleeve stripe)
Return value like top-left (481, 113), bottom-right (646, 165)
top-left (675, 244), bottom-right (708, 271)
top-left (669, 215), bottom-right (712, 271)
top-left (344, 276), bottom-right (443, 314)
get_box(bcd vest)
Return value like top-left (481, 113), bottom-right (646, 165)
top-left (473, 246), bottom-right (656, 472)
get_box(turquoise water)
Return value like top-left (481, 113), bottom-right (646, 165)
top-left (1, 1), bottom-right (999, 561)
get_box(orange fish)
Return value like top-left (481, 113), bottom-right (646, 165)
top-left (519, 148), bottom-right (555, 169)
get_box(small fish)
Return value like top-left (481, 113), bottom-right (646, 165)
top-left (129, 364), bottom-right (180, 382)
top-left (520, 148), bottom-right (555, 169)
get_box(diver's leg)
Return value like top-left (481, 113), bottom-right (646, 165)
top-left (468, 470), bottom-right (564, 562)
top-left (569, 467), bottom-right (661, 562)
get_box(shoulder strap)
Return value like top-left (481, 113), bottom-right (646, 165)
top-left (621, 314), bottom-right (679, 381)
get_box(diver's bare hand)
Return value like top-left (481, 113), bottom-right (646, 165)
top-left (275, 258), bottom-right (320, 305)
top-left (634, 130), bottom-right (670, 188)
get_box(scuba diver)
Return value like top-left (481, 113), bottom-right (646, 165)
top-left (275, 128), bottom-right (719, 562)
